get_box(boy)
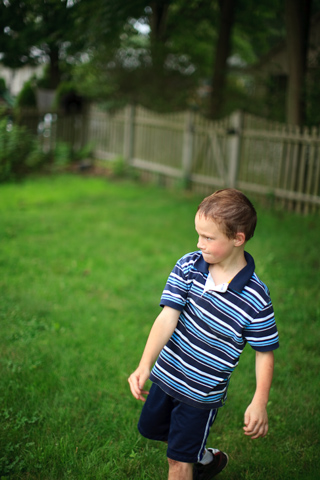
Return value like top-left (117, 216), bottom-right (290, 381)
top-left (128, 189), bottom-right (279, 480)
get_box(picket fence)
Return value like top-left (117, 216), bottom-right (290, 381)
top-left (20, 105), bottom-right (320, 214)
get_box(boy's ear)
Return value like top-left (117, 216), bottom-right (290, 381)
top-left (234, 232), bottom-right (246, 246)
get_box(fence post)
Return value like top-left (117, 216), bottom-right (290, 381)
top-left (123, 104), bottom-right (135, 165)
top-left (182, 109), bottom-right (195, 187)
top-left (227, 110), bottom-right (243, 188)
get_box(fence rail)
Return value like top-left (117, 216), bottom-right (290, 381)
top-left (87, 105), bottom-right (320, 213)
top-left (19, 105), bottom-right (320, 214)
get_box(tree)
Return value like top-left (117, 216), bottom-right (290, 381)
top-left (284, 0), bottom-right (312, 126)
top-left (73, 0), bottom-right (289, 115)
top-left (209, 0), bottom-right (236, 119)
top-left (2, 0), bottom-right (306, 119)
top-left (149, 0), bottom-right (170, 72)
top-left (73, 0), bottom-right (218, 111)
top-left (0, 0), bottom-right (83, 88)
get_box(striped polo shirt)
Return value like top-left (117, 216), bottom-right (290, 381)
top-left (150, 251), bottom-right (279, 410)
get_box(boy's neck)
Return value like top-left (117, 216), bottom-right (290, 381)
top-left (209, 249), bottom-right (247, 285)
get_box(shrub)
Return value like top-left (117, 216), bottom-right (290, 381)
top-left (15, 79), bottom-right (37, 108)
top-left (52, 141), bottom-right (73, 170)
top-left (0, 77), bottom-right (6, 93)
top-left (0, 117), bottom-right (47, 182)
top-left (54, 81), bottom-right (77, 107)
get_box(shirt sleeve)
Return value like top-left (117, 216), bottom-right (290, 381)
top-left (244, 298), bottom-right (279, 352)
top-left (160, 255), bottom-right (192, 311)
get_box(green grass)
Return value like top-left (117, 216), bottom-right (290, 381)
top-left (0, 174), bottom-right (319, 480)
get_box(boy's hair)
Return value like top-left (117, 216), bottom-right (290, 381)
top-left (197, 188), bottom-right (257, 241)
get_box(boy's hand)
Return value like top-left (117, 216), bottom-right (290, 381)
top-left (128, 366), bottom-right (150, 402)
top-left (243, 402), bottom-right (268, 439)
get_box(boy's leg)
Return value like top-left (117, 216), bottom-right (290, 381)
top-left (193, 448), bottom-right (229, 479)
top-left (166, 400), bottom-right (217, 465)
top-left (138, 385), bottom-right (224, 478)
top-left (138, 384), bottom-right (173, 442)
top-left (167, 458), bottom-right (193, 480)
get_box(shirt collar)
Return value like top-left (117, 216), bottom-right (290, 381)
top-left (195, 250), bottom-right (255, 293)
top-left (194, 253), bottom-right (209, 273)
top-left (203, 274), bottom-right (229, 294)
top-left (229, 251), bottom-right (255, 292)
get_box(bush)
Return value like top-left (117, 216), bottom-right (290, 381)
top-left (52, 141), bottom-right (73, 170)
top-left (0, 117), bottom-right (47, 182)
top-left (15, 79), bottom-right (37, 108)
top-left (54, 81), bottom-right (76, 106)
top-left (0, 77), bottom-right (6, 93)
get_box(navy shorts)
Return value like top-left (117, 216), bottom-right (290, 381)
top-left (138, 383), bottom-right (218, 463)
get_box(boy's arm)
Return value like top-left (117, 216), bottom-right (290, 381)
top-left (128, 306), bottom-right (180, 402)
top-left (243, 350), bottom-right (274, 439)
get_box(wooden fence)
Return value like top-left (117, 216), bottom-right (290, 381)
top-left (87, 104), bottom-right (320, 213)
top-left (19, 105), bottom-right (320, 213)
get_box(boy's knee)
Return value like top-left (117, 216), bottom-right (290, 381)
top-left (167, 457), bottom-right (192, 472)
top-left (167, 457), bottom-right (178, 468)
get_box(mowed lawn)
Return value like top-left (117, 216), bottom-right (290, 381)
top-left (0, 174), bottom-right (319, 480)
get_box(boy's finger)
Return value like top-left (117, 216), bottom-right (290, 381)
top-left (138, 389), bottom-right (149, 402)
top-left (243, 410), bottom-right (251, 427)
top-left (244, 420), bottom-right (268, 439)
top-left (243, 419), bottom-right (257, 433)
top-left (128, 374), bottom-right (150, 401)
top-left (128, 375), bottom-right (140, 398)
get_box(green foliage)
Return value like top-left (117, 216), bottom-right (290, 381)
top-left (0, 77), bottom-right (6, 93)
top-left (110, 155), bottom-right (127, 177)
top-left (75, 142), bottom-right (95, 162)
top-left (2, 0), bottom-right (320, 121)
top-left (0, 175), bottom-right (319, 479)
top-left (236, 0), bottom-right (286, 58)
top-left (74, 54), bottom-right (197, 112)
top-left (53, 81), bottom-right (78, 109)
top-left (15, 80), bottom-right (37, 108)
top-left (50, 141), bottom-right (95, 171)
top-left (0, 117), bottom-right (46, 182)
top-left (73, 1), bottom-right (214, 111)
top-left (101, 156), bottom-right (140, 181)
top-left (109, 155), bottom-right (139, 180)
top-left (36, 65), bottom-right (55, 90)
top-left (52, 141), bottom-right (73, 170)
top-left (0, 0), bottom-right (85, 87)
top-left (77, 0), bottom-right (147, 51)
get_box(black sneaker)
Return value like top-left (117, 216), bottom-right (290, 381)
top-left (193, 448), bottom-right (229, 480)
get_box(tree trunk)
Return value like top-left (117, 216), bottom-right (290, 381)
top-left (284, 0), bottom-right (312, 126)
top-left (48, 46), bottom-right (61, 90)
top-left (209, 0), bottom-right (236, 119)
top-left (150, 0), bottom-right (170, 72)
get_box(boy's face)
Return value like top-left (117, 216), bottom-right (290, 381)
top-left (195, 213), bottom-right (240, 266)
